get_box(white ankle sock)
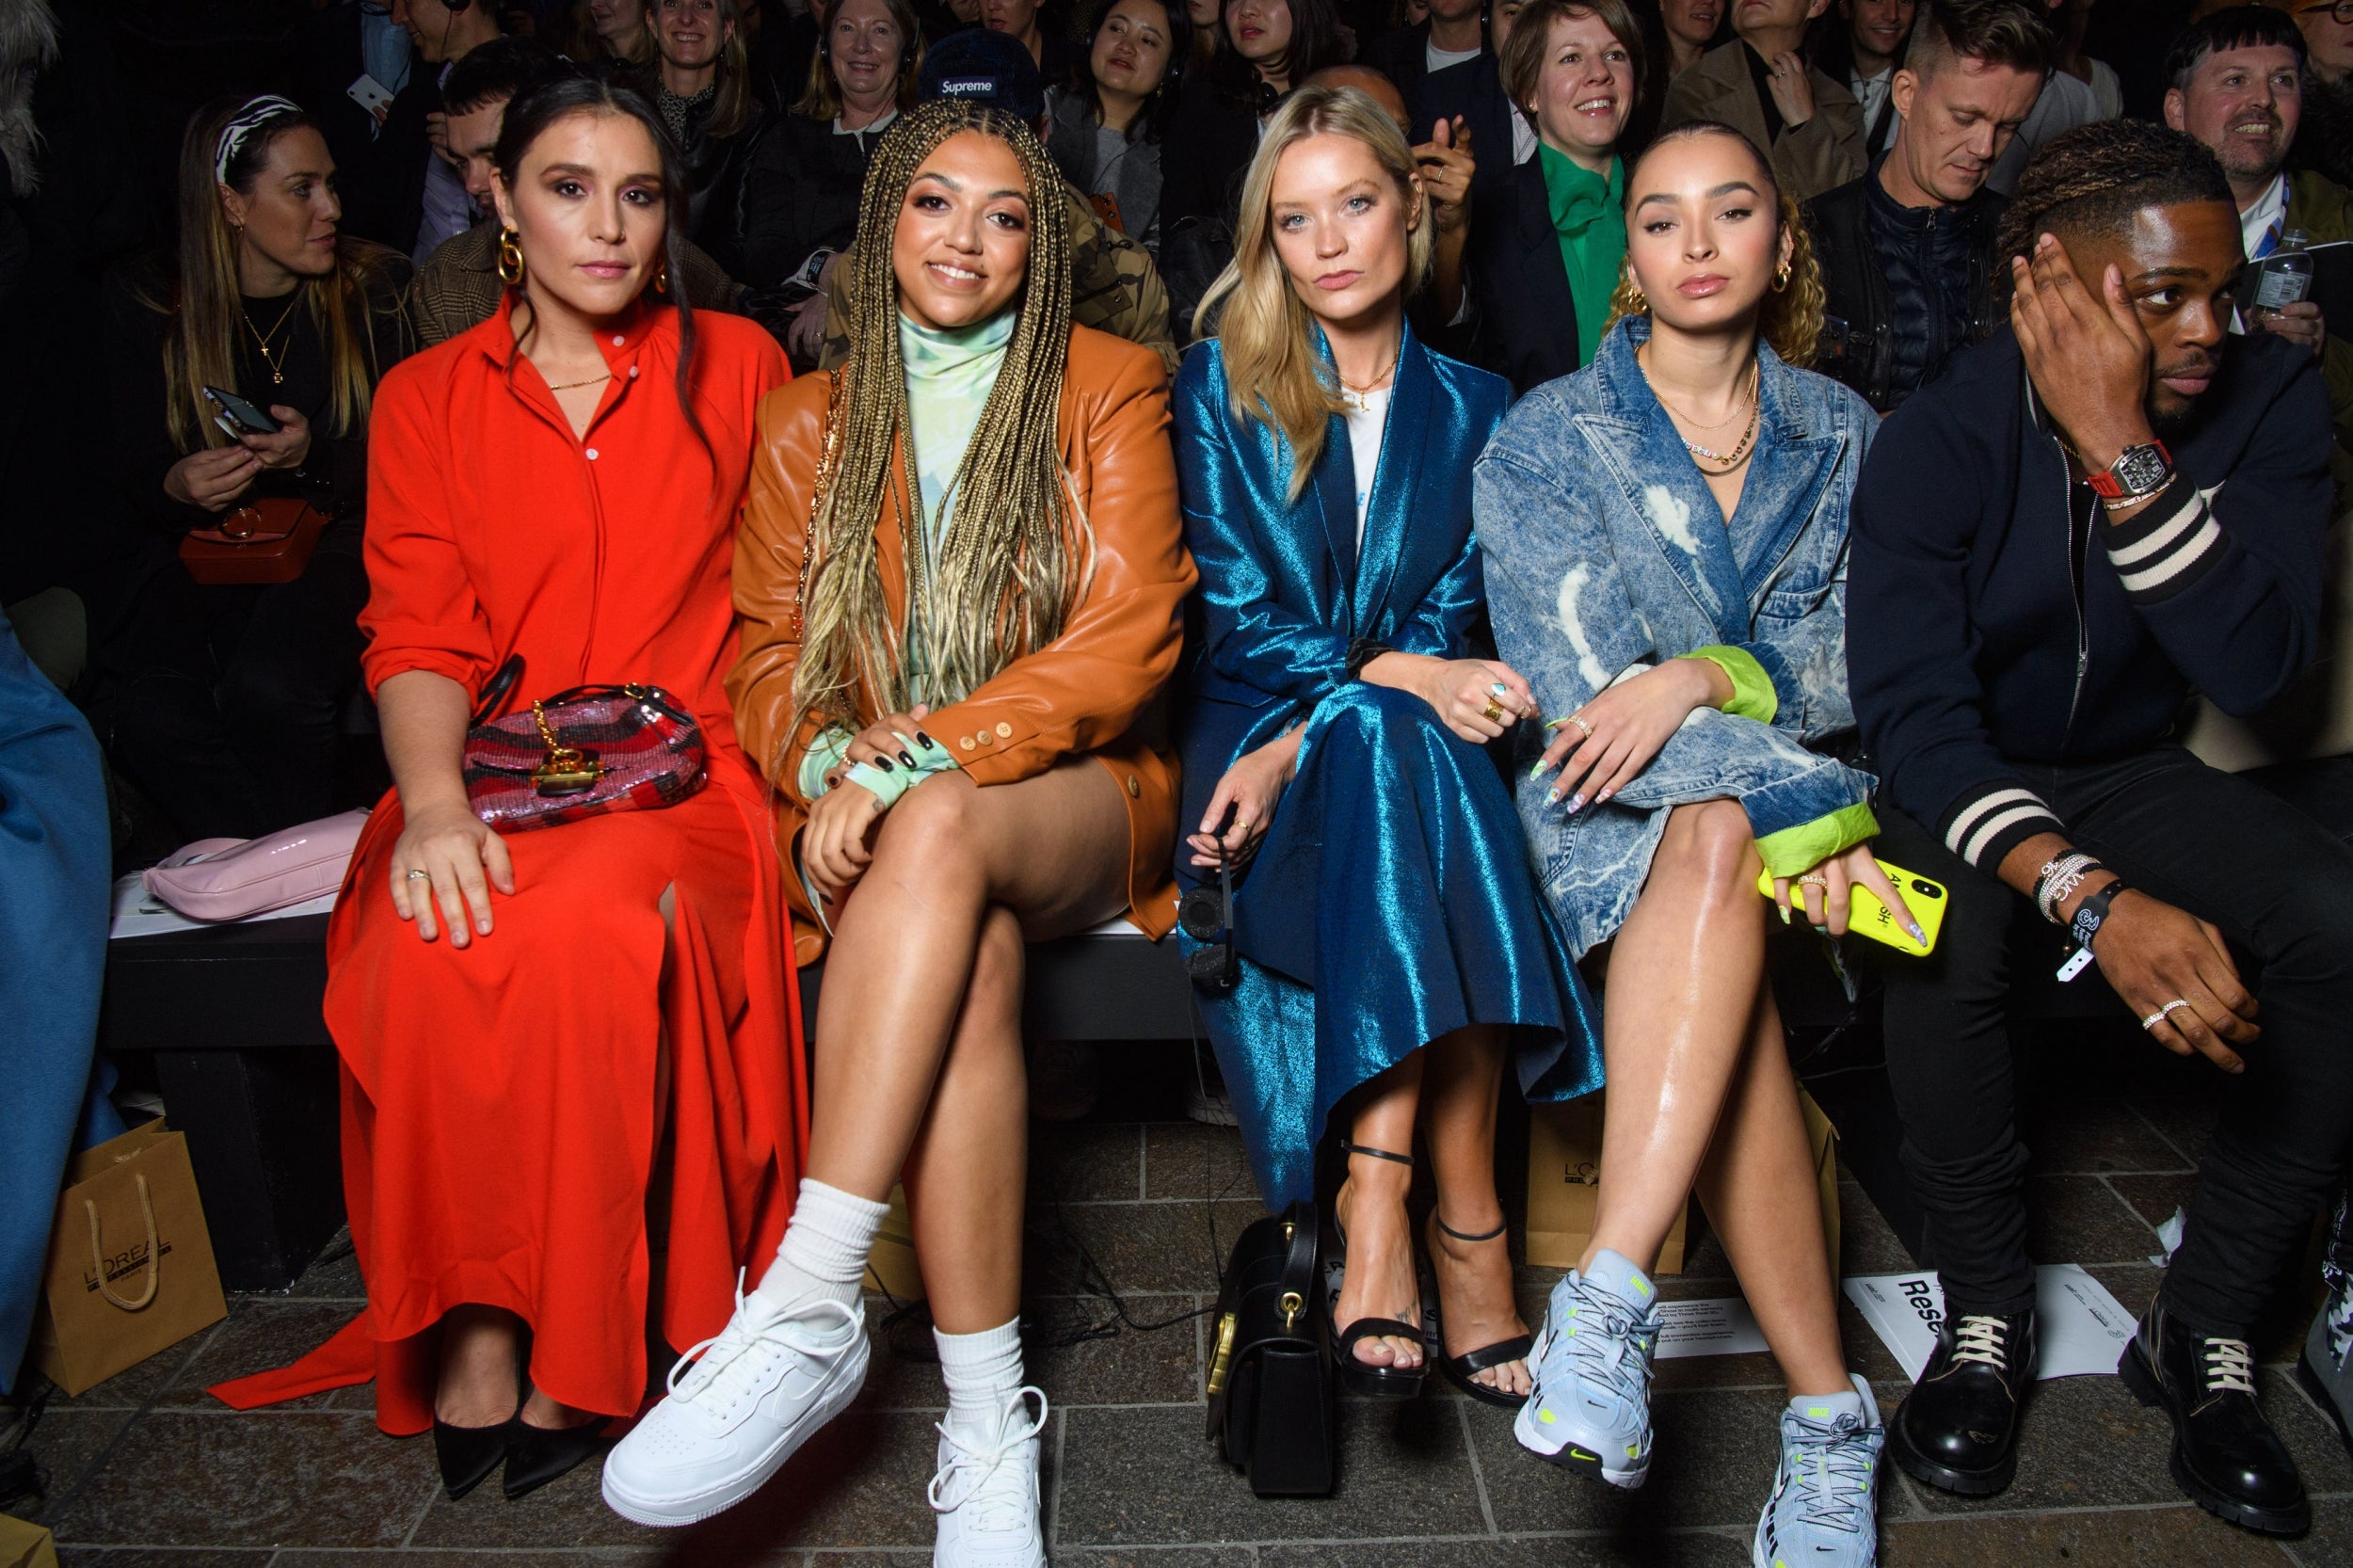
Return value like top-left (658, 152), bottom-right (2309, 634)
top-left (936, 1317), bottom-right (1025, 1439)
top-left (752, 1178), bottom-right (888, 1312)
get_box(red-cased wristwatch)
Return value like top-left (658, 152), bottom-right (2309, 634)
top-left (2084, 440), bottom-right (2173, 503)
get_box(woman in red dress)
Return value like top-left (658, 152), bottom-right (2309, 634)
top-left (211, 77), bottom-right (804, 1503)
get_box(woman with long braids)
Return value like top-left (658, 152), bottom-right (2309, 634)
top-left (210, 77), bottom-right (805, 1508)
top-left (600, 98), bottom-right (1191, 1562)
top-left (100, 94), bottom-right (412, 841)
top-left (1173, 85), bottom-right (1599, 1407)
top-left (1478, 121), bottom-right (1909, 1566)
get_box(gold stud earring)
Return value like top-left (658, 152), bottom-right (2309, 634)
top-left (655, 260), bottom-right (670, 294)
top-left (497, 226), bottom-right (524, 286)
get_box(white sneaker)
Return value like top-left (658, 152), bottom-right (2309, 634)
top-left (600, 1284), bottom-right (869, 1527)
top-left (929, 1387), bottom-right (1048, 1568)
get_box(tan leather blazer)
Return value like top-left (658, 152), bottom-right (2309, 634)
top-left (730, 324), bottom-right (1196, 958)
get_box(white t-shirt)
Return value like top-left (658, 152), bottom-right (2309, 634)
top-left (1427, 39), bottom-right (1481, 74)
top-left (1342, 384), bottom-right (1393, 546)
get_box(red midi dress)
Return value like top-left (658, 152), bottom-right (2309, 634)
top-left (212, 297), bottom-right (807, 1432)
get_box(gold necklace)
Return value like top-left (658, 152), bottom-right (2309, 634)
top-left (1682, 395), bottom-right (1761, 472)
top-left (1337, 341), bottom-right (1401, 394)
top-left (1641, 344), bottom-right (1758, 431)
top-left (545, 371), bottom-right (613, 392)
top-left (242, 292), bottom-right (302, 386)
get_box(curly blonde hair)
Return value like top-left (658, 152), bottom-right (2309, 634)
top-left (1600, 121), bottom-right (1826, 369)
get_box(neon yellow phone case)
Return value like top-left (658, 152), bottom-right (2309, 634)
top-left (1755, 858), bottom-right (1947, 956)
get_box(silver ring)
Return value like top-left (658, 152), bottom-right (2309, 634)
top-left (2142, 999), bottom-right (2192, 1031)
top-left (406, 869), bottom-right (431, 881)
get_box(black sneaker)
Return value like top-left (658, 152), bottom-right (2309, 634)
top-left (1889, 1308), bottom-right (2035, 1496)
top-left (2118, 1298), bottom-right (2309, 1535)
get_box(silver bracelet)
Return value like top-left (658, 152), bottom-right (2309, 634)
top-left (2034, 853), bottom-right (2102, 924)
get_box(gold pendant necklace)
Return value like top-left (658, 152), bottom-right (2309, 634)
top-left (242, 292), bottom-right (302, 386)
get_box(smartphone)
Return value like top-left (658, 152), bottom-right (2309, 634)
top-left (346, 72), bottom-right (395, 117)
top-left (1756, 858), bottom-right (1947, 956)
top-left (203, 385), bottom-right (280, 440)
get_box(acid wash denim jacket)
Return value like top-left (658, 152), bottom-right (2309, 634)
top-left (1475, 317), bottom-right (1882, 958)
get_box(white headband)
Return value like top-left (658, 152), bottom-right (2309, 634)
top-left (214, 95), bottom-right (305, 186)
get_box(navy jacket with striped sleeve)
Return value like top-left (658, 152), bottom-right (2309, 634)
top-left (1847, 324), bottom-right (2332, 875)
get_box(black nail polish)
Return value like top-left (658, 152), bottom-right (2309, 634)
top-left (874, 756), bottom-right (894, 772)
top-left (898, 750), bottom-right (915, 768)
top-left (917, 731), bottom-right (936, 748)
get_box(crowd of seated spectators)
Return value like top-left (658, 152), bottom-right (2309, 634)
top-left (18, 2), bottom-right (2353, 1567)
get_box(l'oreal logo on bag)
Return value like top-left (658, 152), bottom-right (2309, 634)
top-left (81, 1240), bottom-right (175, 1292)
top-left (1558, 1160), bottom-right (1599, 1188)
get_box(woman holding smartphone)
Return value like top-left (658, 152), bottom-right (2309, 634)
top-left (212, 77), bottom-right (804, 1508)
top-left (1174, 84), bottom-right (1599, 1405)
top-left (1477, 120), bottom-right (1908, 1568)
top-left (603, 98), bottom-right (1191, 1563)
top-left (100, 94), bottom-right (413, 842)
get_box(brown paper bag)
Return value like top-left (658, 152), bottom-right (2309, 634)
top-left (1524, 1091), bottom-right (1841, 1277)
top-left (27, 1119), bottom-right (228, 1397)
top-left (0, 1506), bottom-right (57, 1562)
top-left (0, 1514), bottom-right (58, 1568)
top-left (1526, 1094), bottom-right (1689, 1273)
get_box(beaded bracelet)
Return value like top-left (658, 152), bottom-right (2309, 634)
top-left (2034, 853), bottom-right (2103, 924)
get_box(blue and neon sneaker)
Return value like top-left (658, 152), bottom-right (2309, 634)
top-left (1513, 1248), bottom-right (1660, 1488)
top-left (1753, 1374), bottom-right (1884, 1568)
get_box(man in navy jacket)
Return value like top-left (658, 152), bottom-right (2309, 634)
top-left (1849, 118), bottom-right (2351, 1534)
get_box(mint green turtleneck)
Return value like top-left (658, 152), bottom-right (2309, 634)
top-left (1537, 146), bottom-right (1625, 369)
top-left (900, 307), bottom-right (1016, 554)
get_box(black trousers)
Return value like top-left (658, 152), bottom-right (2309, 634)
top-left (1875, 744), bottom-right (2353, 1336)
top-left (100, 520), bottom-right (368, 843)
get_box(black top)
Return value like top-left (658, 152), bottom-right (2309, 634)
top-left (1849, 327), bottom-right (2333, 873)
top-left (740, 109), bottom-right (887, 287)
top-left (1160, 71), bottom-right (1263, 229)
top-left (1803, 158), bottom-right (2004, 413)
top-left (100, 250), bottom-right (414, 594)
top-left (1742, 41), bottom-right (1785, 143)
top-left (1462, 152), bottom-right (1581, 396)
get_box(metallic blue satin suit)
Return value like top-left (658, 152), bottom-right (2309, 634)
top-left (1171, 328), bottom-right (1604, 1208)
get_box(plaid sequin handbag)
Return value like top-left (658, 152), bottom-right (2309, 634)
top-left (462, 656), bottom-right (707, 831)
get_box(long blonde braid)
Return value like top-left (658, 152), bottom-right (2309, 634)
top-left (789, 98), bottom-right (1082, 752)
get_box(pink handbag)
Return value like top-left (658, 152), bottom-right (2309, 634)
top-left (140, 808), bottom-right (371, 921)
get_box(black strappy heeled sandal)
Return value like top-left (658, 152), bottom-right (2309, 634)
top-left (1419, 1211), bottom-right (1535, 1410)
top-left (1323, 1140), bottom-right (1427, 1400)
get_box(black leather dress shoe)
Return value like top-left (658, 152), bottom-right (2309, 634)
top-left (503, 1414), bottom-right (614, 1500)
top-left (433, 1412), bottom-right (520, 1502)
top-left (1889, 1307), bottom-right (2036, 1496)
top-left (2119, 1298), bottom-right (2310, 1535)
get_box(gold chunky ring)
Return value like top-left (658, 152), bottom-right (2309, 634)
top-left (1799, 874), bottom-right (1829, 888)
top-left (1567, 713), bottom-right (1595, 739)
top-left (1482, 698), bottom-right (1507, 724)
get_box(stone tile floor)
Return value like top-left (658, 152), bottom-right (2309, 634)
top-left (11, 1054), bottom-right (2353, 1567)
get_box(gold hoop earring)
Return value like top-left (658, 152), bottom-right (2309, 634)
top-left (1772, 262), bottom-right (1792, 293)
top-left (1623, 265), bottom-right (1647, 314)
top-left (497, 226), bottom-right (524, 286)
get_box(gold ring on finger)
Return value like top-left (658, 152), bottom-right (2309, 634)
top-left (1567, 713), bottom-right (1594, 739)
top-left (1482, 698), bottom-right (1507, 724)
top-left (1799, 874), bottom-right (1829, 888)
top-left (406, 869), bottom-right (431, 881)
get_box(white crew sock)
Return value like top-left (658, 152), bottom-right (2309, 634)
top-left (935, 1316), bottom-right (1025, 1440)
top-left (752, 1177), bottom-right (888, 1313)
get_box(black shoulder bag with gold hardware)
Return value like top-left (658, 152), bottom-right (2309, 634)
top-left (1204, 1199), bottom-right (1333, 1496)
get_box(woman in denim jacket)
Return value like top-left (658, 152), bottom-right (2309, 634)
top-left (1477, 123), bottom-right (1918, 1568)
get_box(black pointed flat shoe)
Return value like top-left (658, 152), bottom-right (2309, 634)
top-left (433, 1411), bottom-right (520, 1501)
top-left (503, 1413), bottom-right (614, 1500)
